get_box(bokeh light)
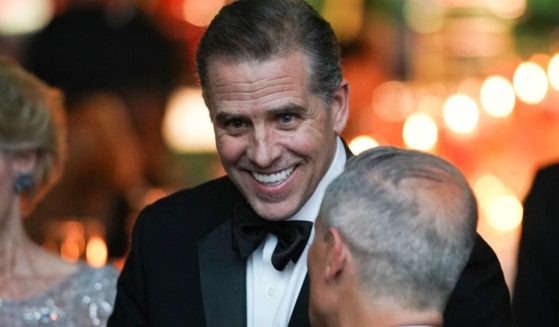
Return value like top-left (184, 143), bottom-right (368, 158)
top-left (403, 112), bottom-right (438, 151)
top-left (548, 53), bottom-right (559, 91)
top-left (163, 87), bottom-right (216, 153)
top-left (486, 0), bottom-right (526, 19)
top-left (60, 239), bottom-right (81, 262)
top-left (458, 78), bottom-right (483, 99)
top-left (513, 62), bottom-right (549, 104)
top-left (443, 94), bottom-right (480, 134)
top-left (474, 174), bottom-right (507, 208)
top-left (372, 81), bottom-right (416, 122)
top-left (86, 236), bottom-right (108, 268)
top-left (322, 0), bottom-right (364, 43)
top-left (348, 135), bottom-right (379, 154)
top-left (59, 221), bottom-right (85, 263)
top-left (480, 76), bottom-right (516, 118)
top-left (403, 0), bottom-right (445, 34)
top-left (474, 174), bottom-right (522, 232)
top-left (183, 0), bottom-right (225, 27)
top-left (416, 96), bottom-right (444, 118)
top-left (0, 0), bottom-right (54, 35)
top-left (485, 194), bottom-right (523, 232)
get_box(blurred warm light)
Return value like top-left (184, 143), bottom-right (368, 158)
top-left (86, 236), bottom-right (108, 268)
top-left (548, 53), bottom-right (559, 91)
top-left (417, 96), bottom-right (444, 117)
top-left (60, 221), bottom-right (85, 262)
top-left (441, 0), bottom-right (479, 7)
top-left (513, 62), bottom-right (549, 104)
top-left (322, 0), bottom-right (364, 43)
top-left (403, 0), bottom-right (445, 33)
top-left (443, 17), bottom-right (508, 58)
top-left (458, 78), bottom-right (483, 99)
top-left (403, 113), bottom-right (438, 151)
top-left (60, 240), bottom-right (81, 262)
top-left (486, 0), bottom-right (526, 19)
top-left (474, 174), bottom-right (522, 232)
top-left (486, 195), bottom-right (523, 232)
top-left (474, 174), bottom-right (507, 208)
top-left (0, 0), bottom-right (54, 35)
top-left (182, 0), bottom-right (225, 27)
top-left (529, 53), bottom-right (551, 68)
top-left (163, 87), bottom-right (216, 153)
top-left (443, 94), bottom-right (479, 134)
top-left (480, 76), bottom-right (516, 118)
top-left (348, 135), bottom-right (379, 154)
top-left (372, 81), bottom-right (416, 122)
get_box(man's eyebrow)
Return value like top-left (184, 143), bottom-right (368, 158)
top-left (267, 103), bottom-right (306, 116)
top-left (214, 112), bottom-right (246, 123)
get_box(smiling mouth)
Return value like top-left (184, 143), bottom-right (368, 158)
top-left (252, 167), bottom-right (295, 185)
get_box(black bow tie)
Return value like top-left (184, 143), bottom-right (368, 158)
top-left (233, 202), bottom-right (313, 271)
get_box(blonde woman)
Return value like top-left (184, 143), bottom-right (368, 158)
top-left (0, 57), bottom-right (118, 326)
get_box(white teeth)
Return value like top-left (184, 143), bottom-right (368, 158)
top-left (252, 167), bottom-right (294, 185)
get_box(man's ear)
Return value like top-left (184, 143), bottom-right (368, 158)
top-left (330, 80), bottom-right (349, 134)
top-left (10, 150), bottom-right (37, 174)
top-left (324, 227), bottom-right (349, 282)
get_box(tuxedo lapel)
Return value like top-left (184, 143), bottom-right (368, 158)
top-left (288, 275), bottom-right (311, 327)
top-left (199, 218), bottom-right (246, 327)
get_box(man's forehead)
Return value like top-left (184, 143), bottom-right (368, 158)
top-left (204, 53), bottom-right (313, 109)
top-left (206, 52), bottom-right (310, 79)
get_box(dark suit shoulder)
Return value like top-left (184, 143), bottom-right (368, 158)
top-left (523, 163), bottom-right (559, 213)
top-left (135, 176), bottom-right (244, 242)
top-left (150, 176), bottom-right (241, 211)
top-left (533, 162), bottom-right (559, 184)
top-left (112, 177), bottom-right (243, 326)
top-left (512, 162), bottom-right (559, 326)
top-left (444, 233), bottom-right (512, 327)
top-left (536, 161), bottom-right (559, 174)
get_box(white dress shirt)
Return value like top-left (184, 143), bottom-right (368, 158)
top-left (246, 137), bottom-right (346, 327)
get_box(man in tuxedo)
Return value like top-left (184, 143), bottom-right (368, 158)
top-left (308, 147), bottom-right (478, 327)
top-left (109, 0), bottom-right (512, 326)
top-left (513, 162), bottom-right (559, 326)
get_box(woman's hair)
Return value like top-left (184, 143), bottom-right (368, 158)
top-left (0, 57), bottom-right (67, 209)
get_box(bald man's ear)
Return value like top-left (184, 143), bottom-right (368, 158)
top-left (325, 227), bottom-right (348, 282)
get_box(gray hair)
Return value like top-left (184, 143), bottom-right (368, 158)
top-left (0, 57), bottom-right (66, 207)
top-left (196, 0), bottom-right (342, 107)
top-left (318, 146), bottom-right (477, 312)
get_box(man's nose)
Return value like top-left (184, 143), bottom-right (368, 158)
top-left (246, 126), bottom-right (280, 167)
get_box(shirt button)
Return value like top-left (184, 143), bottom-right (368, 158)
top-left (267, 287), bottom-right (275, 297)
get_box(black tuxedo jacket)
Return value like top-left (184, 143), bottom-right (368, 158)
top-left (109, 177), bottom-right (512, 327)
top-left (513, 163), bottom-right (559, 326)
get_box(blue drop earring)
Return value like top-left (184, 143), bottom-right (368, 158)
top-left (14, 172), bottom-right (33, 193)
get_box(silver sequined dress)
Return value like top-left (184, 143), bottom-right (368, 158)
top-left (0, 264), bottom-right (118, 326)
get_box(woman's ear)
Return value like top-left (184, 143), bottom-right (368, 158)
top-left (10, 150), bottom-right (37, 174)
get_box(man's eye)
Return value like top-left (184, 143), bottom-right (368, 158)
top-left (223, 118), bottom-right (248, 129)
top-left (221, 118), bottom-right (249, 135)
top-left (278, 113), bottom-right (294, 124)
top-left (228, 119), bottom-right (245, 128)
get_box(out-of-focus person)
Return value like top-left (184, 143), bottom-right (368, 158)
top-left (308, 147), bottom-right (478, 327)
top-left (513, 162), bottom-right (559, 326)
top-left (23, 0), bottom-right (183, 258)
top-left (0, 57), bottom-right (118, 326)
